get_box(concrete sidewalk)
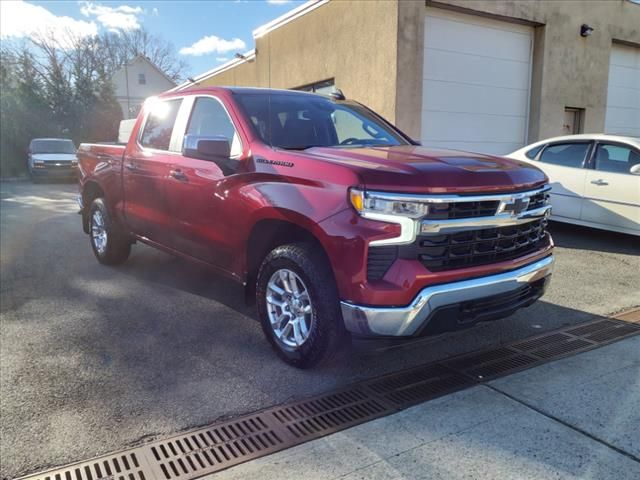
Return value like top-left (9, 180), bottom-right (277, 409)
top-left (207, 335), bottom-right (640, 480)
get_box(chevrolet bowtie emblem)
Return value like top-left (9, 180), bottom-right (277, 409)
top-left (504, 197), bottom-right (531, 215)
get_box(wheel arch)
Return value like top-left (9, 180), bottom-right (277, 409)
top-left (81, 181), bottom-right (105, 234)
top-left (244, 218), bottom-right (334, 305)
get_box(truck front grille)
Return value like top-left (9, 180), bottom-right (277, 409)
top-left (414, 219), bottom-right (549, 272)
top-left (426, 200), bottom-right (500, 220)
top-left (424, 190), bottom-right (550, 221)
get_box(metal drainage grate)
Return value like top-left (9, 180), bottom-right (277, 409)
top-left (147, 414), bottom-right (285, 479)
top-left (32, 451), bottom-right (148, 480)
top-left (21, 314), bottom-right (640, 480)
top-left (365, 364), bottom-right (473, 407)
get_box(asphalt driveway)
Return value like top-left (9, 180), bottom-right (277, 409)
top-left (1, 181), bottom-right (638, 478)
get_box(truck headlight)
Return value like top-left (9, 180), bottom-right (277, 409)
top-left (349, 188), bottom-right (428, 219)
top-left (349, 188), bottom-right (425, 246)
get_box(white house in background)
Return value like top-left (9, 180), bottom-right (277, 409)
top-left (112, 55), bottom-right (176, 119)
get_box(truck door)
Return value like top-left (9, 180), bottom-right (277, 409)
top-left (123, 98), bottom-right (182, 245)
top-left (163, 95), bottom-right (246, 271)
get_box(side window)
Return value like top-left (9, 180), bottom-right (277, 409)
top-left (186, 97), bottom-right (242, 157)
top-left (140, 99), bottom-right (182, 151)
top-left (594, 144), bottom-right (640, 175)
top-left (525, 144), bottom-right (544, 159)
top-left (539, 143), bottom-right (590, 168)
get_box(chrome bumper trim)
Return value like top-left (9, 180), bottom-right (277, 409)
top-left (341, 255), bottom-right (554, 337)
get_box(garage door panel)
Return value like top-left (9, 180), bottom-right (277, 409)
top-left (608, 65), bottom-right (640, 90)
top-left (426, 16), bottom-right (531, 62)
top-left (421, 111), bottom-right (526, 143)
top-left (605, 44), bottom-right (640, 136)
top-left (423, 80), bottom-right (529, 116)
top-left (423, 48), bottom-right (530, 89)
top-left (605, 107), bottom-right (640, 130)
top-left (607, 86), bottom-right (640, 109)
top-left (422, 8), bottom-right (532, 155)
top-left (610, 46), bottom-right (640, 68)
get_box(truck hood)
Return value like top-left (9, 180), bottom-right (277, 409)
top-left (31, 153), bottom-right (77, 162)
top-left (302, 145), bottom-right (547, 194)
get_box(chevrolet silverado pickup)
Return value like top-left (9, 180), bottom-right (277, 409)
top-left (77, 87), bottom-right (554, 368)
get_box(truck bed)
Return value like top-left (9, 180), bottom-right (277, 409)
top-left (77, 143), bottom-right (126, 178)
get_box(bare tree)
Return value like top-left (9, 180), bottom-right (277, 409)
top-left (98, 28), bottom-right (189, 82)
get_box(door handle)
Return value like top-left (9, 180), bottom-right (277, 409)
top-left (169, 169), bottom-right (187, 181)
top-left (590, 179), bottom-right (608, 186)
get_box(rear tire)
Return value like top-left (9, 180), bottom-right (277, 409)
top-left (88, 198), bottom-right (131, 265)
top-left (256, 242), bottom-right (344, 369)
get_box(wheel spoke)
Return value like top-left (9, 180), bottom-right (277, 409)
top-left (281, 320), bottom-right (293, 339)
top-left (297, 316), bottom-right (309, 338)
top-left (289, 271), bottom-right (301, 295)
top-left (279, 270), bottom-right (292, 293)
top-left (268, 283), bottom-right (285, 296)
top-left (266, 295), bottom-right (285, 308)
top-left (292, 319), bottom-right (303, 346)
top-left (272, 312), bottom-right (288, 328)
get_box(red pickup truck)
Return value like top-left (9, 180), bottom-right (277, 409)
top-left (77, 87), bottom-right (554, 368)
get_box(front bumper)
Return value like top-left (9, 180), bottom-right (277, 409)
top-left (341, 255), bottom-right (554, 337)
top-left (31, 167), bottom-right (77, 178)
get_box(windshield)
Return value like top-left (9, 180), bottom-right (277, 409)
top-left (234, 93), bottom-right (409, 150)
top-left (30, 139), bottom-right (76, 154)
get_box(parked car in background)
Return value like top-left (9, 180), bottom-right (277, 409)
top-left (77, 87), bottom-right (554, 368)
top-left (507, 134), bottom-right (640, 236)
top-left (27, 138), bottom-right (78, 182)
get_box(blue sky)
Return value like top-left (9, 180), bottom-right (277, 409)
top-left (0, 0), bottom-right (305, 77)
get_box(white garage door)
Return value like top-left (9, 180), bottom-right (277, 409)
top-left (604, 44), bottom-right (640, 137)
top-left (422, 8), bottom-right (533, 155)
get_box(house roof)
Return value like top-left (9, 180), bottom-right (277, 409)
top-left (114, 55), bottom-right (176, 86)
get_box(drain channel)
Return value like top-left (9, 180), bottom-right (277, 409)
top-left (19, 311), bottom-right (640, 480)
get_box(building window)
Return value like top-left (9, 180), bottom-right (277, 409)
top-left (138, 73), bottom-right (146, 85)
top-left (563, 107), bottom-right (584, 134)
top-left (294, 78), bottom-right (335, 95)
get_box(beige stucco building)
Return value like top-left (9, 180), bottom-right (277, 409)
top-left (174, 0), bottom-right (640, 155)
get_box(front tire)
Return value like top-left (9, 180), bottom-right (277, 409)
top-left (256, 242), bottom-right (344, 368)
top-left (89, 198), bottom-right (131, 265)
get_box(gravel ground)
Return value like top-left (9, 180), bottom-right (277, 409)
top-left (1, 181), bottom-right (638, 479)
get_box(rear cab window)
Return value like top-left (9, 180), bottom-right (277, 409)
top-left (140, 99), bottom-right (183, 151)
top-left (539, 142), bottom-right (591, 168)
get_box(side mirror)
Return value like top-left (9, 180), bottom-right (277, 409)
top-left (630, 164), bottom-right (640, 175)
top-left (183, 135), bottom-right (231, 162)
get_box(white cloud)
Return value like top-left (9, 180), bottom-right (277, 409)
top-left (79, 2), bottom-right (143, 32)
top-left (216, 57), bottom-right (230, 62)
top-left (152, 7), bottom-right (159, 15)
top-left (179, 36), bottom-right (246, 57)
top-left (267, 0), bottom-right (292, 4)
top-left (0, 1), bottom-right (97, 47)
